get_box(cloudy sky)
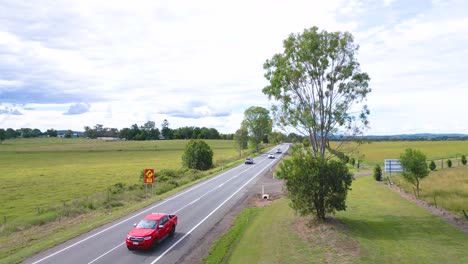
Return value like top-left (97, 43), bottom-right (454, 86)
top-left (0, 0), bottom-right (467, 135)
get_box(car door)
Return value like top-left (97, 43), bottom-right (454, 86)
top-left (159, 215), bottom-right (170, 237)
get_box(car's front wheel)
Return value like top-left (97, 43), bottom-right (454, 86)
top-left (170, 225), bottom-right (176, 237)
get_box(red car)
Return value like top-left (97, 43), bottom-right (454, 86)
top-left (126, 213), bottom-right (178, 250)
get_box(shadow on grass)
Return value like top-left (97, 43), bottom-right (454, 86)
top-left (339, 214), bottom-right (449, 241)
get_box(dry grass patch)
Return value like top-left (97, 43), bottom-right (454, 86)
top-left (293, 216), bottom-right (360, 264)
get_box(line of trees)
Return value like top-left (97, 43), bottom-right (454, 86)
top-left (0, 128), bottom-right (59, 141)
top-left (0, 119), bottom-right (234, 142)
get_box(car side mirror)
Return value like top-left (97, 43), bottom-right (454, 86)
top-left (133, 223), bottom-right (137, 227)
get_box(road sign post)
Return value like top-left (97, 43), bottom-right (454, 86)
top-left (144, 168), bottom-right (154, 198)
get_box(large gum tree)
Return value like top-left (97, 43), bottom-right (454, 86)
top-left (263, 26), bottom-right (371, 160)
top-left (263, 27), bottom-right (371, 220)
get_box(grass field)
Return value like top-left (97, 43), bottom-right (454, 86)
top-left (0, 138), bottom-right (238, 222)
top-left (336, 140), bottom-right (468, 166)
top-left (337, 177), bottom-right (467, 263)
top-left (206, 177), bottom-right (467, 263)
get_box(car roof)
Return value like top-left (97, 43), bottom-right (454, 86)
top-left (143, 213), bottom-right (167, 221)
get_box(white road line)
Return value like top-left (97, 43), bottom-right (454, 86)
top-left (150, 159), bottom-right (276, 264)
top-left (87, 243), bottom-right (124, 264)
top-left (30, 167), bottom-right (243, 264)
top-left (61, 166), bottom-right (254, 264)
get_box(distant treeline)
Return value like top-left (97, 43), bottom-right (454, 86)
top-left (2, 125), bottom-right (466, 142)
top-left (0, 120), bottom-right (235, 141)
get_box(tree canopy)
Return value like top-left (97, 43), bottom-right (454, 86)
top-left (277, 145), bottom-right (353, 220)
top-left (234, 126), bottom-right (249, 156)
top-left (263, 26), bottom-right (370, 220)
top-left (182, 139), bottom-right (214, 171)
top-left (263, 26), bottom-right (371, 160)
top-left (399, 148), bottom-right (429, 198)
top-left (241, 106), bottom-right (272, 152)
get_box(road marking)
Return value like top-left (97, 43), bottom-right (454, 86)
top-left (87, 243), bottom-right (124, 264)
top-left (150, 159), bottom-right (276, 264)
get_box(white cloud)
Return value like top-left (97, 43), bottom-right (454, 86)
top-left (0, 0), bottom-right (467, 134)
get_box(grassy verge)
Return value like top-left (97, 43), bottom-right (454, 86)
top-left (203, 208), bottom-right (261, 264)
top-left (336, 176), bottom-right (467, 263)
top-left (389, 165), bottom-right (468, 216)
top-left (205, 198), bottom-right (358, 264)
top-left (208, 177), bottom-right (467, 263)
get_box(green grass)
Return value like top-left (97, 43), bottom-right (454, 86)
top-left (335, 140), bottom-right (468, 166)
top-left (390, 165), bottom-right (468, 215)
top-left (203, 208), bottom-right (261, 264)
top-left (210, 177), bottom-right (467, 264)
top-left (206, 199), bottom-right (334, 264)
top-left (337, 177), bottom-right (467, 263)
top-left (0, 138), bottom-right (238, 223)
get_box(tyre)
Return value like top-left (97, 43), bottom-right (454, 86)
top-left (170, 225), bottom-right (176, 237)
top-left (127, 246), bottom-right (134, 251)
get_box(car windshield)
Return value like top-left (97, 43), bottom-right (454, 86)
top-left (136, 219), bottom-right (157, 229)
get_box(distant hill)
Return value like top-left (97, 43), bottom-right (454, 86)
top-left (361, 133), bottom-right (468, 141)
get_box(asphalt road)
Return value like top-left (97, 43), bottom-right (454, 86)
top-left (24, 144), bottom-right (289, 264)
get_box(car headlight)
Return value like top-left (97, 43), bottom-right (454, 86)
top-left (143, 236), bottom-right (152, 240)
top-left (126, 235), bottom-right (131, 239)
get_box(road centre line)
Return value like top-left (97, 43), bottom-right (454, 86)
top-left (151, 159), bottom-right (276, 264)
top-left (30, 166), bottom-right (248, 264)
top-left (87, 243), bottom-right (124, 264)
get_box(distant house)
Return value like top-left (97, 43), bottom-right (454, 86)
top-left (97, 137), bottom-right (122, 141)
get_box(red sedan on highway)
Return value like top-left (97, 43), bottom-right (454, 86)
top-left (126, 213), bottom-right (178, 250)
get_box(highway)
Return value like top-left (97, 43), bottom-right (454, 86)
top-left (24, 144), bottom-right (289, 264)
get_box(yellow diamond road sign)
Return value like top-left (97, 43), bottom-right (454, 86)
top-left (144, 169), bottom-right (154, 184)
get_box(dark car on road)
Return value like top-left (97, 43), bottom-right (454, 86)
top-left (245, 157), bottom-right (254, 164)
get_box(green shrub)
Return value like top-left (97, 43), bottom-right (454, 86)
top-left (429, 161), bottom-right (436, 171)
top-left (182, 139), bottom-right (213, 170)
top-left (373, 164), bottom-right (382, 181)
top-left (446, 159), bottom-right (452, 168)
top-left (461, 155), bottom-right (467, 165)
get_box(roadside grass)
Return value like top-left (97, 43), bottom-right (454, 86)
top-left (336, 176), bottom-right (467, 263)
top-left (205, 198), bottom-right (359, 264)
top-left (389, 165), bottom-right (468, 216)
top-left (208, 177), bottom-right (467, 264)
top-left (203, 207), bottom-right (261, 264)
